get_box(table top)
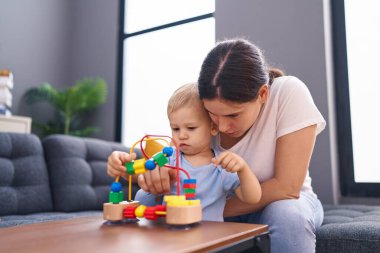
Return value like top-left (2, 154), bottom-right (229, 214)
top-left (0, 215), bottom-right (268, 253)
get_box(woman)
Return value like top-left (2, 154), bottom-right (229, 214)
top-left (197, 38), bottom-right (326, 253)
top-left (108, 38), bottom-right (325, 253)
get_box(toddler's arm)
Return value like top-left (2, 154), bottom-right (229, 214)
top-left (135, 189), bottom-right (162, 206)
top-left (212, 151), bottom-right (261, 204)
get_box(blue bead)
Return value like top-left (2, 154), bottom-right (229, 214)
top-left (184, 179), bottom-right (196, 184)
top-left (145, 159), bottom-right (156, 170)
top-left (162, 146), bottom-right (174, 157)
top-left (111, 182), bottom-right (122, 192)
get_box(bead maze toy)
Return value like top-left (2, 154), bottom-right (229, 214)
top-left (103, 135), bottom-right (202, 225)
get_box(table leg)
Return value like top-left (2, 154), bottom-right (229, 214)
top-left (210, 232), bottom-right (271, 253)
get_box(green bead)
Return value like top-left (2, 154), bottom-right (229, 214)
top-left (184, 188), bottom-right (196, 194)
top-left (126, 162), bottom-right (135, 175)
top-left (109, 191), bottom-right (124, 204)
top-left (153, 152), bottom-right (169, 167)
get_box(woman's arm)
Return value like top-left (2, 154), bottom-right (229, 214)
top-left (224, 124), bottom-right (317, 217)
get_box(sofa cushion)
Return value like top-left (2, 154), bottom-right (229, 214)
top-left (317, 204), bottom-right (380, 253)
top-left (43, 134), bottom-right (140, 212)
top-left (0, 133), bottom-right (53, 215)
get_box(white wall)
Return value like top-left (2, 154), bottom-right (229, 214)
top-left (215, 0), bottom-right (336, 204)
top-left (0, 0), bottom-right (119, 141)
top-left (0, 0), bottom-right (339, 203)
top-left (0, 0), bottom-right (72, 125)
top-left (68, 0), bottom-right (119, 141)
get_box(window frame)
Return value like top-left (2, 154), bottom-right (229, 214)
top-left (115, 0), bottom-right (214, 142)
top-left (332, 0), bottom-right (380, 196)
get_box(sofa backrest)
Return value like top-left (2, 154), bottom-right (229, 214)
top-left (0, 133), bottom-right (53, 215)
top-left (43, 134), bottom-right (141, 212)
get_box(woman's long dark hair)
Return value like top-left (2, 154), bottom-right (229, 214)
top-left (198, 39), bottom-right (283, 103)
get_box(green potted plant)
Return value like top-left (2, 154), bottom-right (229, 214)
top-left (24, 77), bottom-right (107, 137)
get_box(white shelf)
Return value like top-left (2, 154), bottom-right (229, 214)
top-left (0, 115), bottom-right (32, 133)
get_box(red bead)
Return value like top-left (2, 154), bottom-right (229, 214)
top-left (123, 206), bottom-right (137, 219)
top-left (144, 207), bottom-right (158, 220)
top-left (183, 183), bottom-right (196, 188)
top-left (155, 205), bottom-right (166, 216)
top-left (185, 193), bottom-right (196, 199)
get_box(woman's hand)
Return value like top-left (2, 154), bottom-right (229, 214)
top-left (107, 151), bottom-right (136, 178)
top-left (137, 167), bottom-right (177, 195)
top-left (212, 151), bottom-right (249, 173)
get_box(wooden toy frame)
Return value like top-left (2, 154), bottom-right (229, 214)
top-left (103, 135), bottom-right (202, 226)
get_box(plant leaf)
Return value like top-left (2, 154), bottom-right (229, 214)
top-left (66, 78), bottom-right (107, 115)
top-left (32, 121), bottom-right (61, 138)
top-left (24, 83), bottom-right (59, 105)
top-left (25, 77), bottom-right (107, 137)
top-left (69, 126), bottom-right (100, 137)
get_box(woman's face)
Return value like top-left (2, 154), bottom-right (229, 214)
top-left (202, 85), bottom-right (268, 139)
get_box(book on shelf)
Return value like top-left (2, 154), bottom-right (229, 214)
top-left (0, 69), bottom-right (13, 114)
top-left (0, 86), bottom-right (12, 108)
top-left (0, 104), bottom-right (11, 116)
top-left (0, 70), bottom-right (13, 90)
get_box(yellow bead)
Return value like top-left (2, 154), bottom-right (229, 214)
top-left (186, 199), bottom-right (201, 206)
top-left (134, 167), bottom-right (146, 174)
top-left (164, 195), bottom-right (185, 203)
top-left (133, 159), bottom-right (146, 171)
top-left (135, 205), bottom-right (147, 218)
top-left (164, 195), bottom-right (188, 206)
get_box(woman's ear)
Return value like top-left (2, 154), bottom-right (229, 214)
top-left (258, 84), bottom-right (269, 104)
top-left (211, 122), bottom-right (218, 136)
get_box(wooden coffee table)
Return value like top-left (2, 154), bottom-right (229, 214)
top-left (0, 215), bottom-right (270, 253)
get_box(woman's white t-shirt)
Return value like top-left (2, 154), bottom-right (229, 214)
top-left (211, 76), bottom-right (326, 195)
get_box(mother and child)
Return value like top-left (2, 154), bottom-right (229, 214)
top-left (107, 38), bottom-right (326, 253)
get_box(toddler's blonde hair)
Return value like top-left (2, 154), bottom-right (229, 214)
top-left (167, 82), bottom-right (204, 115)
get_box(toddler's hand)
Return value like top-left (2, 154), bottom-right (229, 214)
top-left (137, 167), bottom-right (177, 195)
top-left (212, 151), bottom-right (248, 173)
top-left (107, 151), bottom-right (136, 177)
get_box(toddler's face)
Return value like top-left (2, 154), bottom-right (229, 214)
top-left (168, 106), bottom-right (216, 155)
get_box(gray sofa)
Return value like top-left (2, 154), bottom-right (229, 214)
top-left (316, 204), bottom-right (380, 252)
top-left (0, 132), bottom-right (379, 252)
top-left (0, 132), bottom-right (140, 227)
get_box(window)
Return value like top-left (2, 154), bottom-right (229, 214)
top-left (116, 0), bottom-right (215, 146)
top-left (332, 0), bottom-right (380, 196)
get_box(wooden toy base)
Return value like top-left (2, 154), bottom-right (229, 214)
top-left (103, 201), bottom-right (140, 221)
top-left (166, 205), bottom-right (202, 225)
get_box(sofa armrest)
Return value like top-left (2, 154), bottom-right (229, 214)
top-left (0, 133), bottom-right (53, 215)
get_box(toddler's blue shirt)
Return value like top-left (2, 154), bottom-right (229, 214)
top-left (135, 149), bottom-right (240, 221)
